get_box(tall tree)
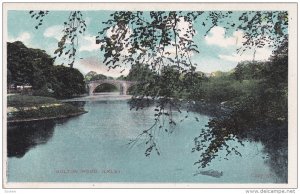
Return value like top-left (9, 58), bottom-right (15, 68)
top-left (7, 41), bottom-right (54, 89)
top-left (49, 65), bottom-right (85, 98)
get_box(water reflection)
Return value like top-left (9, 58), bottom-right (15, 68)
top-left (7, 98), bottom-right (288, 183)
top-left (264, 142), bottom-right (288, 183)
top-left (7, 120), bottom-right (55, 158)
top-left (262, 125), bottom-right (288, 183)
top-left (7, 101), bottom-right (87, 158)
top-left (244, 123), bottom-right (288, 183)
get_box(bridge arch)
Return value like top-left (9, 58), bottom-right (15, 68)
top-left (92, 82), bottom-right (120, 94)
top-left (86, 80), bottom-right (137, 95)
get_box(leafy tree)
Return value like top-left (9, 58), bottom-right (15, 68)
top-left (84, 71), bottom-right (97, 81)
top-left (49, 65), bottom-right (85, 98)
top-left (263, 37), bottom-right (288, 87)
top-left (233, 61), bottom-right (265, 82)
top-left (7, 41), bottom-right (86, 99)
top-left (126, 63), bottom-right (155, 81)
top-left (193, 43), bottom-right (288, 180)
top-left (7, 41), bottom-right (53, 89)
top-left (28, 10), bottom-right (288, 168)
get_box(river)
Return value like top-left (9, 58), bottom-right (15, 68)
top-left (7, 94), bottom-right (286, 183)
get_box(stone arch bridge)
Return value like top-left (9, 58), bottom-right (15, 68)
top-left (86, 80), bottom-right (137, 95)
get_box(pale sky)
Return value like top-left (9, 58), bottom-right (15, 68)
top-left (7, 11), bottom-right (273, 77)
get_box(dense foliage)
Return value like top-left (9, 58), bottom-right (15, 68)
top-left (193, 43), bottom-right (288, 182)
top-left (27, 10), bottom-right (289, 174)
top-left (49, 65), bottom-right (85, 98)
top-left (84, 71), bottom-right (98, 81)
top-left (95, 11), bottom-right (288, 166)
top-left (7, 41), bottom-right (86, 98)
top-left (7, 41), bottom-right (53, 89)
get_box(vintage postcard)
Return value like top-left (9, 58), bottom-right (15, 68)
top-left (2, 2), bottom-right (298, 189)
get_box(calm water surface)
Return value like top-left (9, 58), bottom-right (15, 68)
top-left (7, 94), bottom-right (285, 183)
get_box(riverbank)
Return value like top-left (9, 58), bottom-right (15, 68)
top-left (7, 94), bottom-right (87, 123)
top-left (61, 92), bottom-right (132, 102)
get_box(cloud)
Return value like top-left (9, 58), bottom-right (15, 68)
top-left (204, 26), bottom-right (272, 63)
top-left (8, 32), bottom-right (31, 45)
top-left (79, 35), bottom-right (101, 52)
top-left (218, 47), bottom-right (272, 62)
top-left (44, 25), bottom-right (64, 41)
top-left (205, 26), bottom-right (245, 48)
top-left (77, 56), bottom-right (130, 77)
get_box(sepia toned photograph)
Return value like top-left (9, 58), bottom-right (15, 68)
top-left (2, 2), bottom-right (297, 189)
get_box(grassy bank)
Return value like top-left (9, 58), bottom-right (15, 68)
top-left (7, 95), bottom-right (87, 122)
